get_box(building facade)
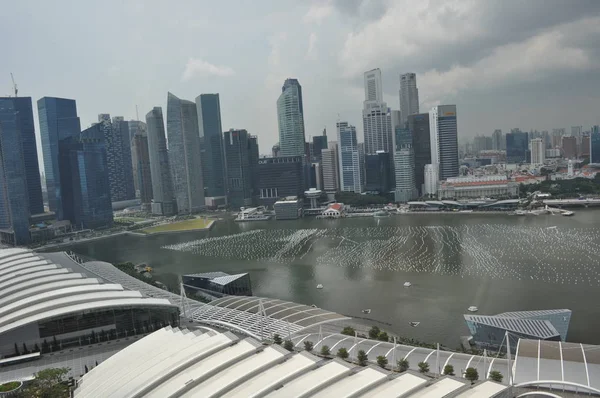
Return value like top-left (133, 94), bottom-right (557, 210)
top-left (365, 152), bottom-right (391, 194)
top-left (321, 144), bottom-right (339, 193)
top-left (394, 128), bottom-right (417, 202)
top-left (145, 107), bottom-right (176, 216)
top-left (166, 92), bottom-right (205, 213)
top-left (429, 105), bottom-right (459, 180)
top-left (277, 79), bottom-right (306, 157)
top-left (183, 272), bottom-right (252, 298)
top-left (492, 129), bottom-right (504, 151)
top-left (337, 122), bottom-right (362, 193)
top-left (506, 130), bottom-right (528, 163)
top-left (224, 129), bottom-right (256, 208)
top-left (128, 120), bottom-right (146, 196)
top-left (363, 69), bottom-right (393, 155)
top-left (196, 94), bottom-right (226, 206)
top-left (438, 176), bottom-right (519, 200)
top-left (399, 73), bottom-right (419, 126)
top-left (562, 136), bottom-right (577, 159)
top-left (257, 156), bottom-right (304, 206)
top-left (591, 128), bottom-right (600, 164)
top-left (423, 164), bottom-right (438, 197)
top-left (131, 130), bottom-right (153, 207)
top-left (530, 138), bottom-right (545, 165)
top-left (312, 132), bottom-right (327, 162)
top-left (408, 113), bottom-right (431, 196)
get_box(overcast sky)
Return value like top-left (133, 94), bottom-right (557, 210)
top-left (2, 0), bottom-right (600, 164)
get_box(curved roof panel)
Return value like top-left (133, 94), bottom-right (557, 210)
top-left (0, 259), bottom-right (49, 278)
top-left (0, 254), bottom-right (40, 271)
top-left (0, 273), bottom-right (86, 301)
top-left (0, 278), bottom-right (100, 308)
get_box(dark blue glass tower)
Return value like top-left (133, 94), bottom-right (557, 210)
top-left (591, 128), bottom-right (600, 164)
top-left (506, 131), bottom-right (529, 163)
top-left (196, 94), bottom-right (226, 201)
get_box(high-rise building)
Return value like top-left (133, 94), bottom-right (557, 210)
top-left (272, 143), bottom-right (281, 157)
top-left (491, 129), bottom-right (504, 151)
top-left (424, 164), bottom-right (438, 197)
top-left (166, 92), bottom-right (205, 213)
top-left (312, 130), bottom-right (328, 162)
top-left (399, 73), bottom-right (419, 126)
top-left (365, 152), bottom-right (392, 193)
top-left (37, 97), bottom-right (81, 220)
top-left (363, 69), bottom-right (393, 154)
top-left (581, 135), bottom-right (590, 158)
top-left (0, 101), bottom-right (32, 244)
top-left (337, 122), bottom-right (362, 193)
top-left (394, 128), bottom-right (417, 202)
top-left (530, 138), bottom-right (545, 165)
top-left (224, 129), bottom-right (256, 208)
top-left (592, 127), bottom-right (600, 164)
top-left (145, 107), bottom-right (176, 216)
top-left (551, 128), bottom-right (565, 148)
top-left (196, 94), bottom-right (226, 207)
top-left (0, 97), bottom-right (43, 215)
top-left (128, 120), bottom-right (146, 195)
top-left (277, 79), bottom-right (305, 157)
top-left (321, 143), bottom-right (339, 193)
top-left (408, 113), bottom-right (431, 196)
top-left (506, 130), bottom-right (528, 163)
top-left (429, 105), bottom-right (459, 180)
top-left (60, 124), bottom-right (113, 229)
top-left (562, 136), bottom-right (577, 159)
top-left (257, 156), bottom-right (304, 206)
top-left (131, 128), bottom-right (153, 207)
top-left (98, 114), bottom-right (135, 202)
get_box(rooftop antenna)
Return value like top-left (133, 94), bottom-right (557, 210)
top-left (135, 105), bottom-right (139, 121)
top-left (10, 73), bottom-right (17, 97)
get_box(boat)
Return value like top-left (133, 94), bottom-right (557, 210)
top-left (374, 210), bottom-right (389, 218)
top-left (311, 304), bottom-right (317, 308)
top-left (467, 306), bottom-right (478, 312)
top-left (458, 210), bottom-right (473, 213)
top-left (513, 210), bottom-right (527, 216)
top-left (316, 284), bottom-right (323, 289)
top-left (403, 282), bottom-right (412, 287)
top-left (562, 210), bottom-right (574, 216)
top-left (409, 322), bottom-right (420, 327)
top-left (235, 206), bottom-right (272, 222)
top-left (362, 309), bottom-right (371, 314)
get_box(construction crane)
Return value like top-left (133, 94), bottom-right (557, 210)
top-left (10, 73), bottom-right (18, 97)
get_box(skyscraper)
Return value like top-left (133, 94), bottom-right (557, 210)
top-left (531, 138), bottom-right (545, 165)
top-left (337, 122), bottom-right (362, 193)
top-left (257, 156), bottom-right (304, 206)
top-left (98, 114), bottom-right (135, 202)
top-left (0, 101), bottom-right (32, 244)
top-left (0, 97), bottom-right (44, 215)
top-left (312, 129), bottom-right (328, 162)
top-left (146, 107), bottom-right (176, 216)
top-left (196, 94), bottom-right (226, 207)
top-left (128, 120), bottom-right (146, 195)
top-left (506, 130), bottom-right (528, 163)
top-left (492, 129), bottom-right (504, 151)
top-left (429, 105), bottom-right (459, 180)
top-left (167, 92), bottom-right (205, 213)
top-left (224, 129), bottom-right (256, 208)
top-left (277, 79), bottom-right (306, 157)
top-left (365, 152), bottom-right (391, 193)
top-left (394, 127), bottom-right (417, 202)
top-left (562, 136), bottom-right (577, 159)
top-left (592, 127), bottom-right (600, 164)
top-left (131, 128), bottom-right (153, 207)
top-left (37, 97), bottom-right (81, 220)
top-left (408, 113), bottom-right (431, 196)
top-left (363, 69), bottom-right (393, 154)
top-left (399, 73), bottom-right (419, 125)
top-left (321, 143), bottom-right (339, 193)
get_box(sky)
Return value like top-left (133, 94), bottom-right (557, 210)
top-left (2, 0), bottom-right (600, 166)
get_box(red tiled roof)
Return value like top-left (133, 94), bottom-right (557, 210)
top-left (329, 203), bottom-right (342, 211)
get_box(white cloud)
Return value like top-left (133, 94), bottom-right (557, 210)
top-left (306, 32), bottom-right (318, 59)
top-left (304, 2), bottom-right (333, 24)
top-left (181, 58), bottom-right (235, 81)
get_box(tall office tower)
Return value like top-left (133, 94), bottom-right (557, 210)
top-left (423, 164), bottom-right (439, 197)
top-left (166, 92), bottom-right (205, 213)
top-left (277, 78), bottom-right (306, 157)
top-left (272, 143), bottom-right (281, 157)
top-left (394, 127), bottom-right (417, 202)
top-left (562, 136), bottom-right (577, 159)
top-left (145, 107), bottom-right (176, 216)
top-left (128, 120), bottom-right (147, 195)
top-left (0, 101), bottom-right (32, 244)
top-left (551, 128), bottom-right (565, 148)
top-left (399, 73), bottom-right (419, 126)
top-left (257, 156), bottom-right (304, 206)
top-left (196, 94), bottom-right (226, 207)
top-left (429, 105), bottom-right (459, 180)
top-left (321, 143), bottom-right (339, 193)
top-left (506, 130), bottom-right (529, 163)
top-left (97, 114), bottom-right (135, 202)
top-left (312, 129), bottom-right (328, 162)
top-left (224, 129), bottom-right (256, 208)
top-left (37, 97), bottom-right (81, 220)
top-left (581, 135), bottom-right (591, 158)
top-left (492, 129), bottom-right (504, 151)
top-left (128, 120), bottom-right (146, 145)
top-left (60, 124), bottom-right (113, 229)
top-left (592, 127), bottom-right (600, 164)
top-left (248, 135), bottom-right (259, 202)
top-left (530, 138), bottom-right (545, 165)
top-left (337, 122), bottom-right (362, 193)
top-left (365, 152), bottom-right (392, 193)
top-left (363, 69), bottom-right (393, 154)
top-left (131, 129), bottom-right (153, 207)
top-left (408, 113), bottom-right (431, 196)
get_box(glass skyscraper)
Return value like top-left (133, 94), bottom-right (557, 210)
top-left (506, 130), bottom-right (529, 163)
top-left (408, 113), bottom-right (431, 196)
top-left (399, 73), bottom-right (420, 126)
top-left (98, 115), bottom-right (135, 202)
top-left (337, 122), bottom-right (362, 193)
top-left (37, 97), bottom-right (81, 220)
top-left (394, 128), bottom-right (417, 202)
top-left (277, 79), bottom-right (306, 157)
top-left (590, 127), bottom-right (600, 164)
top-left (146, 107), bottom-right (175, 216)
top-left (429, 105), bottom-right (459, 181)
top-left (224, 129), bottom-right (256, 208)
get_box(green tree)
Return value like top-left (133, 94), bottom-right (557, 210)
top-left (341, 326), bottom-right (355, 336)
top-left (368, 326), bottom-right (380, 339)
top-left (377, 331), bottom-right (389, 341)
top-left (488, 370), bottom-right (503, 383)
top-left (418, 361), bottom-right (429, 373)
top-left (20, 367), bottom-right (70, 398)
top-left (465, 367), bottom-right (479, 383)
top-left (443, 364), bottom-right (455, 376)
top-left (283, 340), bottom-right (294, 352)
top-left (303, 341), bottom-right (314, 352)
top-left (376, 355), bottom-right (388, 368)
top-left (320, 345), bottom-right (330, 356)
top-left (273, 334), bottom-right (282, 345)
top-left (357, 350), bottom-right (368, 366)
top-left (337, 347), bottom-right (349, 359)
top-left (397, 358), bottom-right (409, 372)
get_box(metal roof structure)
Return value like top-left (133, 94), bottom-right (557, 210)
top-left (184, 271), bottom-right (249, 286)
top-left (464, 314), bottom-right (560, 340)
top-left (75, 326), bottom-right (509, 398)
top-left (497, 309), bottom-right (571, 318)
top-left (190, 296), bottom-right (351, 340)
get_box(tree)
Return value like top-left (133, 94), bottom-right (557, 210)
top-left (283, 340), bottom-right (294, 352)
top-left (368, 326), bottom-right (380, 339)
top-left (42, 340), bottom-right (49, 354)
top-left (22, 343), bottom-right (29, 355)
top-left (14, 343), bottom-right (20, 356)
top-left (84, 365), bottom-right (88, 374)
top-left (465, 367), bottom-right (479, 383)
top-left (34, 343), bottom-right (40, 353)
top-left (337, 347), bottom-right (349, 359)
top-left (488, 370), bottom-right (503, 383)
top-left (20, 367), bottom-right (70, 398)
top-left (397, 358), bottom-right (409, 372)
top-left (418, 361), bottom-right (429, 373)
top-left (303, 341), bottom-right (314, 352)
top-left (376, 355), bottom-right (388, 368)
top-left (443, 364), bottom-right (455, 376)
top-left (341, 326), bottom-right (355, 336)
top-left (357, 350), bottom-right (368, 366)
top-left (377, 331), bottom-right (389, 342)
top-left (273, 334), bottom-right (282, 345)
top-left (320, 345), bottom-right (330, 356)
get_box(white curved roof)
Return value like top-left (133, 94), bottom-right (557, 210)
top-left (0, 273), bottom-right (86, 301)
top-left (0, 259), bottom-right (49, 278)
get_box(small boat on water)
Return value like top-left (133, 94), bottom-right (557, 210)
top-left (403, 282), bottom-right (412, 287)
top-left (316, 284), bottom-right (323, 289)
top-left (409, 322), bottom-right (420, 327)
top-left (562, 210), bottom-right (575, 216)
top-left (311, 304), bottom-right (317, 308)
top-left (362, 309), bottom-right (371, 314)
top-left (374, 210), bottom-right (389, 218)
top-left (513, 210), bottom-right (527, 216)
top-left (468, 306), bottom-right (478, 312)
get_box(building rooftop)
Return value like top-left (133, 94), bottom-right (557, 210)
top-left (464, 314), bottom-right (560, 339)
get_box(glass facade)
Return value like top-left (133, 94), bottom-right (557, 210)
top-left (224, 129), bottom-right (256, 208)
top-left (146, 107), bottom-right (176, 215)
top-left (277, 79), bottom-right (306, 157)
top-left (408, 113), bottom-right (431, 196)
top-left (99, 115), bottom-right (135, 202)
top-left (312, 134), bottom-right (327, 162)
top-left (257, 156), bottom-right (304, 206)
top-left (183, 273), bottom-right (252, 297)
top-left (365, 152), bottom-right (391, 193)
top-left (591, 129), bottom-right (600, 164)
top-left (196, 94), bottom-right (226, 199)
top-left (394, 128), bottom-right (417, 202)
top-left (132, 132), bottom-right (153, 205)
top-left (506, 131), bottom-right (529, 163)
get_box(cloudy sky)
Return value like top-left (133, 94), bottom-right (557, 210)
top-left (2, 0), bottom-right (600, 161)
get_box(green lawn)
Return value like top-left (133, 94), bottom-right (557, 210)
top-left (141, 218), bottom-right (212, 234)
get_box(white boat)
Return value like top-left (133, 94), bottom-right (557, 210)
top-left (316, 284), bottom-right (323, 289)
top-left (311, 304), bottom-right (317, 308)
top-left (409, 321), bottom-right (420, 327)
top-left (362, 309), bottom-right (371, 314)
top-left (562, 210), bottom-right (574, 216)
top-left (467, 306), bottom-right (478, 312)
top-left (514, 210), bottom-right (527, 216)
top-left (459, 210), bottom-right (473, 213)
top-left (403, 282), bottom-right (412, 287)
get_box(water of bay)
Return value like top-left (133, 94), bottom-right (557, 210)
top-left (63, 210), bottom-right (600, 349)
